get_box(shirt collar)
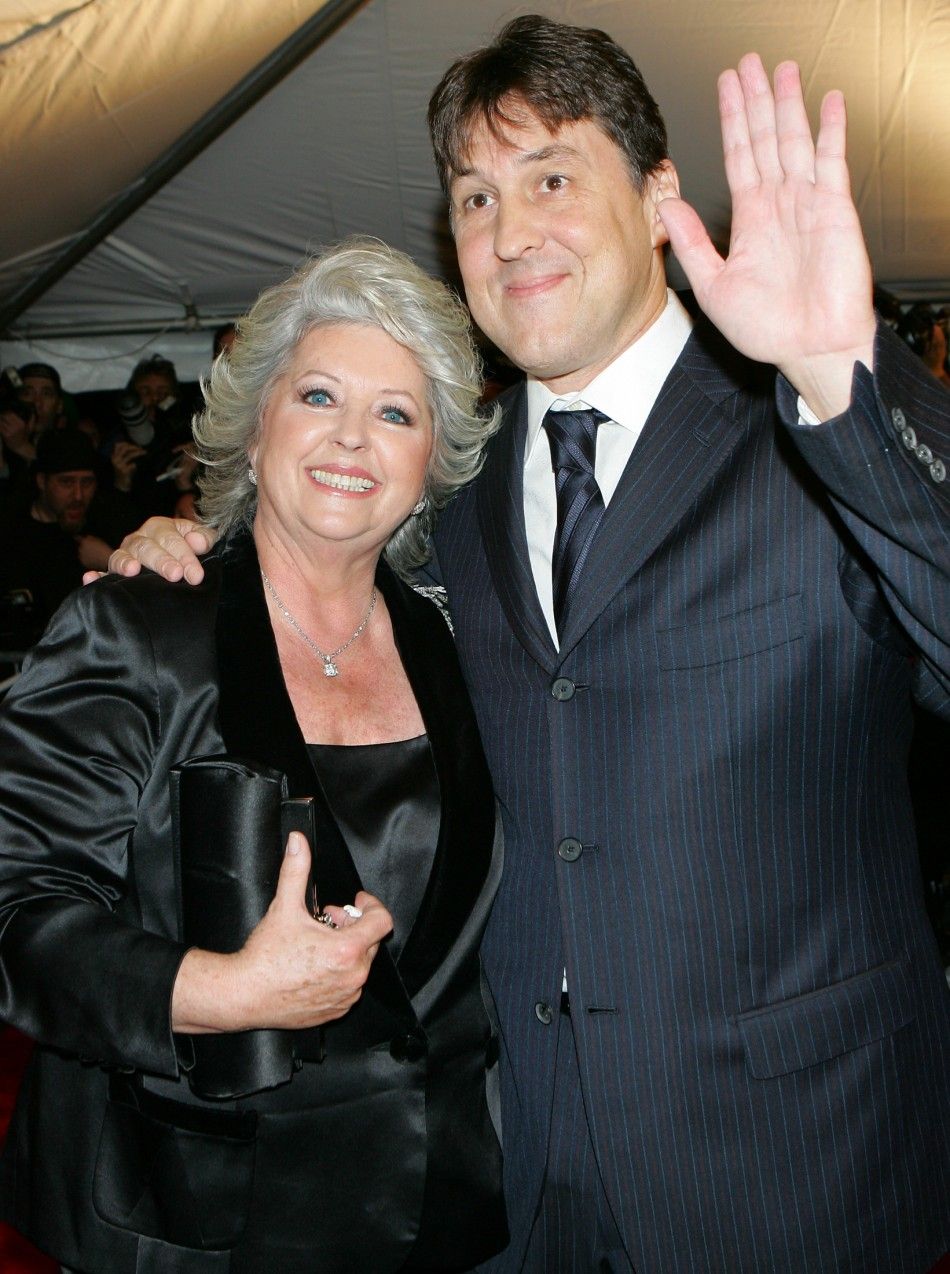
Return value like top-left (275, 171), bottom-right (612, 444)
top-left (524, 289), bottom-right (693, 456)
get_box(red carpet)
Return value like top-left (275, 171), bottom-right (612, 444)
top-left (0, 1023), bottom-right (947, 1273)
top-left (0, 1026), bottom-right (56, 1272)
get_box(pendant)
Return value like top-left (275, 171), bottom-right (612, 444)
top-left (322, 657), bottom-right (340, 678)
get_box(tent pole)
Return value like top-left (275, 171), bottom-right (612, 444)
top-left (0, 0), bottom-right (367, 334)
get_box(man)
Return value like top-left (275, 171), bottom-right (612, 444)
top-left (103, 16), bottom-right (949, 1272)
top-left (0, 362), bottom-right (65, 485)
top-left (17, 361), bottom-right (65, 434)
top-left (2, 428), bottom-right (136, 633)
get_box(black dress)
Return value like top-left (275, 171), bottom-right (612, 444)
top-left (248, 736), bottom-right (471, 1271)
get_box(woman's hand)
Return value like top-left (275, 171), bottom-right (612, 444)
top-left (172, 832), bottom-right (393, 1033)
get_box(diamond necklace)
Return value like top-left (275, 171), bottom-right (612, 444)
top-left (260, 570), bottom-right (377, 678)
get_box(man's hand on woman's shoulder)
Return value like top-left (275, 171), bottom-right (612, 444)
top-left (83, 516), bottom-right (218, 586)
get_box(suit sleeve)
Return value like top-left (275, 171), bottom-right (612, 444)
top-left (778, 320), bottom-right (950, 715)
top-left (0, 580), bottom-right (190, 1077)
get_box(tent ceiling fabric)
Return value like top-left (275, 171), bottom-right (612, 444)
top-left (3, 0), bottom-right (949, 391)
top-left (0, 0), bottom-right (338, 309)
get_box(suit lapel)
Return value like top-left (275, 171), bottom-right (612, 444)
top-left (557, 321), bottom-right (761, 656)
top-left (213, 529), bottom-right (412, 1029)
top-left (476, 385), bottom-right (559, 670)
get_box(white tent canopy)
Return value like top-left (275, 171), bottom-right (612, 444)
top-left (2, 0), bottom-right (948, 391)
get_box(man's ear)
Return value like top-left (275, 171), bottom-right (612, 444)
top-left (646, 160), bottom-right (681, 247)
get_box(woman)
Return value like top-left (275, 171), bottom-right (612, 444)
top-left (0, 239), bottom-right (507, 1273)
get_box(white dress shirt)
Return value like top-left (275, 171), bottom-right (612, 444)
top-left (523, 289), bottom-right (694, 646)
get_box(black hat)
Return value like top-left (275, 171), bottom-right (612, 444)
top-left (34, 428), bottom-right (99, 476)
top-left (18, 361), bottom-right (62, 392)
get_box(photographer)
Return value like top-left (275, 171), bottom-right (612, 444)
top-left (109, 354), bottom-right (199, 517)
top-left (0, 429), bottom-right (138, 643)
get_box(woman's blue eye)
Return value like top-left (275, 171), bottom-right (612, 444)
top-left (382, 407), bottom-right (410, 424)
top-left (304, 388), bottom-right (332, 406)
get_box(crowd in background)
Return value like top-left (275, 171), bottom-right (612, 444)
top-left (0, 324), bottom-right (236, 650)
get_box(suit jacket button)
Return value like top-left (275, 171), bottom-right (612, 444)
top-left (891, 406), bottom-right (906, 432)
top-left (915, 443), bottom-right (934, 465)
top-left (534, 1001), bottom-right (555, 1025)
top-left (551, 677), bottom-right (576, 701)
top-left (557, 837), bottom-right (583, 862)
top-left (931, 458), bottom-right (946, 482)
top-left (901, 426), bottom-right (918, 451)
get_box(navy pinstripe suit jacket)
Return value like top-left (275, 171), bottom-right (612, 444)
top-left (432, 318), bottom-right (950, 1273)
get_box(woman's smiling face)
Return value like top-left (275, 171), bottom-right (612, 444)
top-left (251, 323), bottom-right (433, 562)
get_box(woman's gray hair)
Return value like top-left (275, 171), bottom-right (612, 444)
top-left (193, 236), bottom-right (501, 578)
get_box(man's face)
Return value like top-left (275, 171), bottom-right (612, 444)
top-left (35, 470), bottom-right (96, 532)
top-left (19, 375), bottom-right (62, 431)
top-left (134, 372), bottom-right (175, 420)
top-left (449, 109), bottom-right (678, 393)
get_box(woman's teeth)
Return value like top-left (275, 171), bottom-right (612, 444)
top-left (309, 469), bottom-right (374, 492)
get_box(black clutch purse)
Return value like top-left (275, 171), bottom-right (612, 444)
top-left (169, 754), bottom-right (318, 1098)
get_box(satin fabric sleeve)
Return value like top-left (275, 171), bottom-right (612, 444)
top-left (0, 580), bottom-right (190, 1077)
top-left (778, 319), bottom-right (950, 716)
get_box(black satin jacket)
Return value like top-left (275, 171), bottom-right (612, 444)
top-left (0, 530), bottom-right (507, 1273)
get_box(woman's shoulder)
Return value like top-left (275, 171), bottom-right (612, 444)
top-left (22, 562), bottom-right (223, 680)
top-left (83, 557), bottom-right (223, 618)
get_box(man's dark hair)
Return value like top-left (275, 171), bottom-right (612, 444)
top-left (128, 353), bottom-right (178, 392)
top-left (18, 361), bottom-right (61, 392)
top-left (33, 427), bottom-right (99, 477)
top-left (428, 13), bottom-right (668, 198)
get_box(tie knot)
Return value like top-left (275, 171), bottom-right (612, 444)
top-left (542, 407), bottom-right (607, 476)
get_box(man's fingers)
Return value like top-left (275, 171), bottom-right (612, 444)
top-left (110, 518), bottom-right (209, 583)
top-left (815, 89), bottom-right (851, 195)
top-left (737, 52), bottom-right (782, 181)
top-left (107, 547), bottom-right (145, 577)
top-left (657, 196), bottom-right (723, 303)
top-left (718, 68), bottom-right (758, 193)
top-left (773, 60), bottom-right (815, 180)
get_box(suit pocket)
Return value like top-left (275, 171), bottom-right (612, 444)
top-left (656, 593), bottom-right (804, 670)
top-left (92, 1077), bottom-right (257, 1250)
top-left (734, 958), bottom-right (914, 1079)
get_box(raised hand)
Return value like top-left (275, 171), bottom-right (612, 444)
top-left (658, 54), bottom-right (876, 420)
top-left (109, 440), bottom-right (147, 492)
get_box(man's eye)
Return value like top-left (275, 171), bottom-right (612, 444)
top-left (303, 388), bottom-right (333, 406)
top-left (465, 191), bottom-right (493, 210)
top-left (542, 174), bottom-right (567, 192)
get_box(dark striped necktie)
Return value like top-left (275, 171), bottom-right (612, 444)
top-left (542, 406), bottom-right (609, 640)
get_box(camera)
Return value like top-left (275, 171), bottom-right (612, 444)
top-left (0, 367), bottom-right (34, 427)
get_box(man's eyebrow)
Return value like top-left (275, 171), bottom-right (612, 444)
top-left (520, 144), bottom-right (581, 166)
top-left (452, 142), bottom-right (584, 185)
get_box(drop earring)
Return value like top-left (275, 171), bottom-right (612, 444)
top-left (248, 467), bottom-right (258, 486)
